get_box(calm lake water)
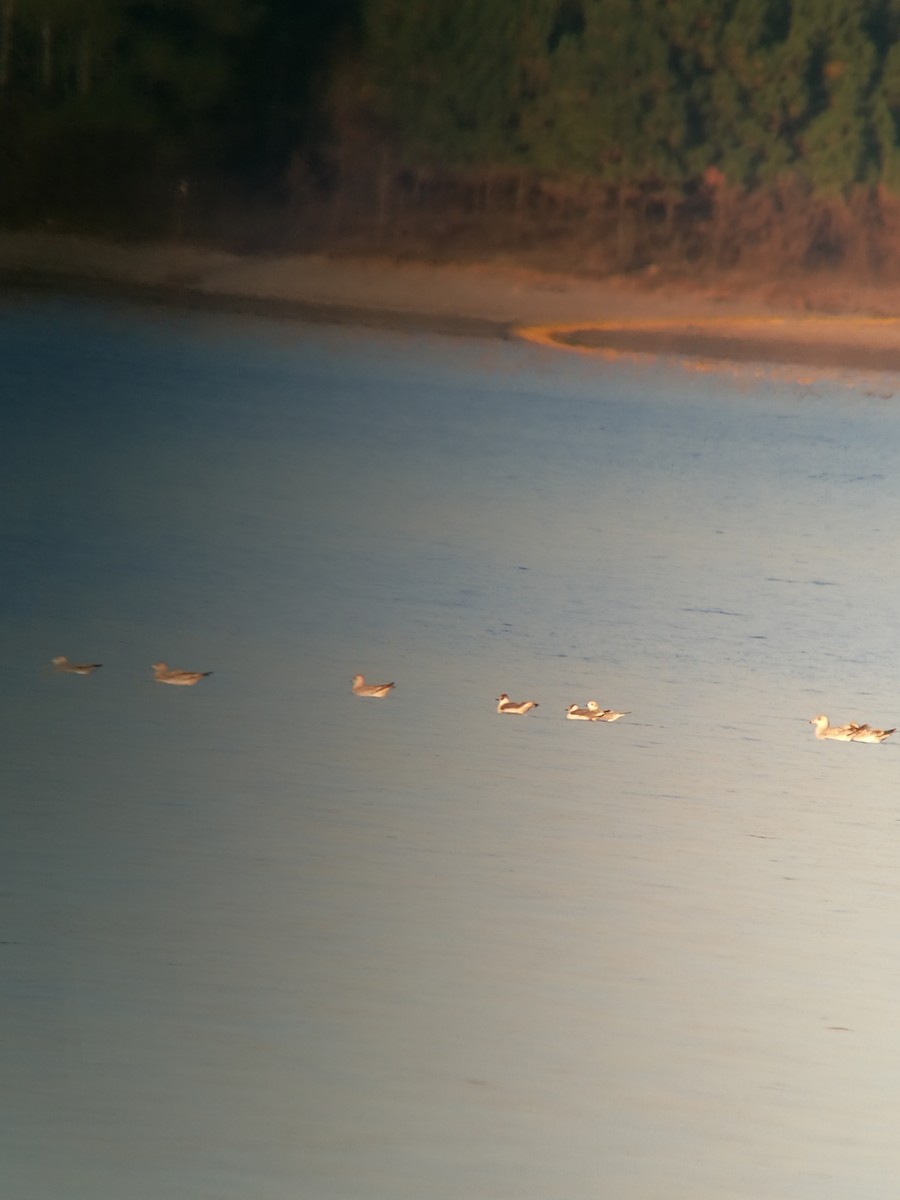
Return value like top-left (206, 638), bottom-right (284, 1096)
top-left (5, 295), bottom-right (900, 1199)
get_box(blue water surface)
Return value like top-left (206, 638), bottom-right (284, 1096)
top-left (5, 294), bottom-right (900, 1199)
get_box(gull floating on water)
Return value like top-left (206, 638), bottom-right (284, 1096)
top-left (809, 714), bottom-right (895, 743)
top-left (847, 725), bottom-right (897, 743)
top-left (566, 702), bottom-right (630, 722)
top-left (497, 693), bottom-right (539, 715)
top-left (593, 707), bottom-right (630, 722)
top-left (152, 662), bottom-right (213, 687)
top-left (52, 656), bottom-right (102, 675)
top-left (352, 674), bottom-right (395, 698)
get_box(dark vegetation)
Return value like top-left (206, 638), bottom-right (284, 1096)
top-left (5, 0), bottom-right (900, 279)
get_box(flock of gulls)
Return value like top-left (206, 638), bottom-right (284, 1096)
top-left (352, 675), bottom-right (898, 743)
top-left (354, 675), bottom-right (895, 741)
top-left (352, 673), bottom-right (628, 720)
top-left (52, 660), bottom-right (897, 742)
top-left (52, 657), bottom-right (213, 686)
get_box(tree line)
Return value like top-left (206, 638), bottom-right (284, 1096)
top-left (4, 0), bottom-right (900, 275)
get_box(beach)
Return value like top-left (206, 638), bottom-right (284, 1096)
top-left (5, 230), bottom-right (900, 372)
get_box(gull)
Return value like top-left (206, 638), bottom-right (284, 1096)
top-left (565, 703), bottom-right (600, 720)
top-left (809, 715), bottom-right (895, 743)
top-left (808, 715), bottom-right (856, 740)
top-left (52, 656), bottom-right (102, 675)
top-left (848, 724), bottom-right (897, 743)
top-left (566, 701), bottom-right (630, 721)
top-left (352, 674), bottom-right (395, 698)
top-left (497, 693), bottom-right (539, 715)
top-left (152, 662), bottom-right (213, 686)
top-left (592, 707), bottom-right (630, 722)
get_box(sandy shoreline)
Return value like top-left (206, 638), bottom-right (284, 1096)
top-left (5, 230), bottom-right (900, 372)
